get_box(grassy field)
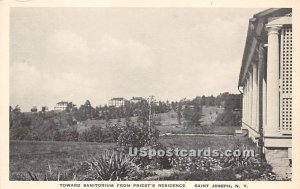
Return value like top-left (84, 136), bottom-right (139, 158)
top-left (9, 107), bottom-right (245, 180)
top-left (160, 135), bottom-right (257, 151)
top-left (156, 125), bottom-right (184, 134)
top-left (153, 111), bottom-right (178, 126)
top-left (75, 107), bottom-right (226, 135)
top-left (10, 140), bottom-right (116, 180)
top-left (75, 117), bottom-right (139, 134)
top-left (156, 124), bottom-right (239, 135)
top-left (10, 134), bottom-right (257, 180)
top-left (172, 125), bottom-right (239, 135)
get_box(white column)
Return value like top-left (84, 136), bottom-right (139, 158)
top-left (244, 83), bottom-right (248, 124)
top-left (247, 77), bottom-right (250, 125)
top-left (252, 62), bottom-right (258, 131)
top-left (242, 85), bottom-right (246, 126)
top-left (249, 71), bottom-right (253, 128)
top-left (265, 24), bottom-right (281, 135)
top-left (245, 78), bottom-right (249, 125)
top-left (263, 67), bottom-right (267, 132)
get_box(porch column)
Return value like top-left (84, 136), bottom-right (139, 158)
top-left (245, 77), bottom-right (249, 125)
top-left (249, 71), bottom-right (253, 128)
top-left (262, 46), bottom-right (267, 134)
top-left (243, 82), bottom-right (246, 125)
top-left (265, 24), bottom-right (281, 135)
top-left (242, 86), bottom-right (246, 125)
top-left (252, 62), bottom-right (258, 131)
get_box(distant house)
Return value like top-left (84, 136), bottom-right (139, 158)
top-left (130, 97), bottom-right (145, 104)
top-left (54, 101), bottom-right (69, 111)
top-left (109, 98), bottom-right (127, 107)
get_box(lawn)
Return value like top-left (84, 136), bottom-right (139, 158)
top-left (9, 140), bottom-right (116, 180)
top-left (9, 135), bottom-right (258, 181)
top-left (153, 111), bottom-right (178, 126)
top-left (160, 135), bottom-right (258, 152)
top-left (172, 125), bottom-right (239, 135)
top-left (156, 125), bottom-right (184, 134)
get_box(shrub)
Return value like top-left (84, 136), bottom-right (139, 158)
top-left (85, 151), bottom-right (136, 181)
top-left (213, 110), bottom-right (241, 127)
top-left (132, 144), bottom-right (172, 170)
top-left (219, 145), bottom-right (260, 168)
top-left (159, 163), bottom-right (274, 181)
top-left (117, 119), bottom-right (159, 148)
top-left (171, 156), bottom-right (222, 172)
top-left (78, 126), bottom-right (103, 142)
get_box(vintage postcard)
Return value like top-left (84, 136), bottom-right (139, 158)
top-left (0, 0), bottom-right (299, 189)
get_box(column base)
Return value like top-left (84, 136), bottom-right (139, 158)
top-left (264, 130), bottom-right (281, 137)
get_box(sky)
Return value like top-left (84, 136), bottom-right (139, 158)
top-left (10, 8), bottom-right (264, 111)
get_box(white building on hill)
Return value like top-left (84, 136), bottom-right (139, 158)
top-left (54, 101), bottom-right (69, 111)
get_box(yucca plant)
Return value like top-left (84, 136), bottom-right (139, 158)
top-left (87, 150), bottom-right (136, 181)
top-left (27, 162), bottom-right (77, 181)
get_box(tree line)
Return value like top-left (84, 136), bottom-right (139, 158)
top-left (9, 92), bottom-right (242, 141)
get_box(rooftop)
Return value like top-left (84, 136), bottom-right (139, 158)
top-left (238, 8), bottom-right (292, 87)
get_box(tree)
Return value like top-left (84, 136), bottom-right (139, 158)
top-left (66, 102), bottom-right (76, 112)
top-left (77, 100), bottom-right (96, 121)
top-left (9, 106), bottom-right (13, 128)
top-left (13, 105), bottom-right (21, 114)
top-left (177, 103), bottom-right (182, 124)
top-left (41, 106), bottom-right (48, 112)
top-left (31, 106), bottom-right (38, 112)
top-left (182, 100), bottom-right (202, 127)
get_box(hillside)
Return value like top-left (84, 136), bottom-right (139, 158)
top-left (199, 106), bottom-right (224, 126)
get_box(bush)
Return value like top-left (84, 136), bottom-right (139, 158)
top-left (171, 155), bottom-right (227, 173)
top-left (131, 144), bottom-right (172, 170)
top-left (160, 162), bottom-right (273, 181)
top-left (213, 110), bottom-right (241, 127)
top-left (183, 106), bottom-right (202, 127)
top-left (85, 151), bottom-right (136, 180)
top-left (117, 119), bottom-right (159, 148)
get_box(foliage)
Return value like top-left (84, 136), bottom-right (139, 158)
top-left (74, 100), bottom-right (98, 121)
top-left (182, 103), bottom-right (202, 127)
top-left (30, 106), bottom-right (38, 112)
top-left (78, 125), bottom-right (123, 143)
top-left (10, 113), bottom-right (32, 140)
top-left (9, 111), bottom-right (78, 141)
top-left (26, 162), bottom-right (78, 181)
top-left (213, 110), bottom-right (241, 127)
top-left (171, 156), bottom-right (222, 172)
top-left (221, 145), bottom-right (261, 168)
top-left (117, 118), bottom-right (159, 148)
top-left (131, 144), bottom-right (172, 170)
top-left (56, 127), bottom-right (79, 141)
top-left (85, 151), bottom-right (136, 181)
top-left (162, 155), bottom-right (273, 181)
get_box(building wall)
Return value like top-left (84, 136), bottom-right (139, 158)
top-left (109, 99), bottom-right (126, 107)
top-left (54, 104), bottom-right (67, 111)
top-left (239, 11), bottom-right (292, 178)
